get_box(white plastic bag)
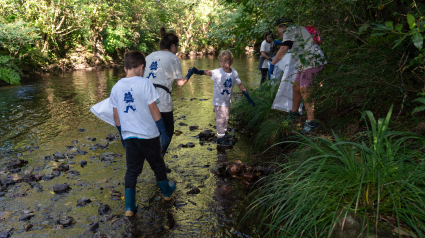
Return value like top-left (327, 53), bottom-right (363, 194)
top-left (90, 98), bottom-right (116, 126)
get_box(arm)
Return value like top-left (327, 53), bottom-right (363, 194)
top-left (113, 107), bottom-right (121, 126)
top-left (175, 78), bottom-right (189, 87)
top-left (271, 45), bottom-right (289, 65)
top-left (237, 83), bottom-right (246, 92)
top-left (261, 51), bottom-right (270, 60)
top-left (148, 102), bottom-right (162, 121)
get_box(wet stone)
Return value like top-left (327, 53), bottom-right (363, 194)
top-left (51, 171), bottom-right (61, 177)
top-left (33, 166), bottom-right (44, 172)
top-left (79, 161), bottom-right (87, 168)
top-left (19, 214), bottom-right (34, 222)
top-left (44, 156), bottom-right (51, 160)
top-left (78, 128), bottom-right (87, 132)
top-left (29, 182), bottom-right (42, 189)
top-left (207, 147), bottom-right (213, 151)
top-left (24, 224), bottom-right (33, 232)
top-left (98, 204), bottom-right (111, 215)
top-left (11, 168), bottom-right (21, 173)
top-left (93, 232), bottom-right (111, 238)
top-left (71, 140), bottom-right (78, 144)
top-left (22, 174), bottom-right (36, 182)
top-left (1, 179), bottom-right (15, 187)
top-left (187, 187), bottom-right (201, 195)
top-left (7, 159), bottom-right (28, 169)
top-left (178, 122), bottom-right (188, 126)
top-left (53, 152), bottom-right (64, 159)
top-left (65, 145), bottom-right (74, 149)
top-left (88, 221), bottom-right (99, 232)
top-left (66, 170), bottom-right (80, 176)
top-left (94, 143), bottom-right (109, 149)
top-left (113, 153), bottom-right (122, 157)
top-left (53, 184), bottom-right (70, 193)
top-left (198, 129), bottom-right (215, 139)
top-left (57, 215), bottom-right (74, 226)
top-left (90, 137), bottom-right (97, 141)
top-left (77, 150), bottom-right (88, 155)
top-left (90, 156), bottom-right (97, 160)
top-left (0, 229), bottom-right (13, 238)
top-left (13, 192), bottom-right (27, 198)
top-left (100, 152), bottom-right (114, 161)
top-left (89, 147), bottom-right (96, 151)
top-left (33, 145), bottom-right (39, 150)
top-left (105, 133), bottom-right (118, 141)
top-left (187, 142), bottom-right (195, 148)
top-left (77, 197), bottom-right (91, 207)
top-left (174, 130), bottom-right (183, 135)
top-left (189, 126), bottom-right (199, 131)
top-left (172, 155), bottom-right (178, 158)
top-left (0, 192), bottom-right (6, 197)
top-left (54, 164), bottom-right (69, 171)
top-left (42, 174), bottom-right (55, 181)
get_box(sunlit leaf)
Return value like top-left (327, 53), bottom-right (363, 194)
top-left (412, 32), bottom-right (423, 50)
top-left (407, 14), bottom-right (416, 29)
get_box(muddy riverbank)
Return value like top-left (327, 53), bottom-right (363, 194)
top-left (0, 55), bottom-right (268, 237)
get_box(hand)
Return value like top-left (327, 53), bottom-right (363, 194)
top-left (116, 125), bottom-right (126, 148)
top-left (243, 90), bottom-right (256, 106)
top-left (274, 40), bottom-right (282, 45)
top-left (185, 67), bottom-right (195, 80)
top-left (268, 63), bottom-right (275, 80)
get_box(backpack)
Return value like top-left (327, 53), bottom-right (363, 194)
top-left (304, 26), bottom-right (323, 45)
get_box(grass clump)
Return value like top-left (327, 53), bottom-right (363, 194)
top-left (246, 106), bottom-right (425, 237)
top-left (232, 79), bottom-right (296, 150)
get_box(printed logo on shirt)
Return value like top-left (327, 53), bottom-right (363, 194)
top-left (221, 78), bottom-right (232, 95)
top-left (123, 90), bottom-right (136, 113)
top-left (147, 59), bottom-right (160, 79)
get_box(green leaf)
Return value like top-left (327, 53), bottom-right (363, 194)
top-left (413, 105), bottom-right (425, 113)
top-left (412, 32), bottom-right (423, 50)
top-left (371, 33), bottom-right (386, 36)
top-left (392, 34), bottom-right (408, 49)
top-left (372, 24), bottom-right (391, 31)
top-left (407, 14), bottom-right (416, 30)
top-left (385, 21), bottom-right (394, 30)
top-left (395, 25), bottom-right (403, 33)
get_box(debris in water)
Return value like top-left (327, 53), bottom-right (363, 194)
top-left (187, 187), bottom-right (200, 195)
top-left (178, 122), bottom-right (188, 126)
top-left (98, 204), bottom-right (111, 215)
top-left (174, 130), bottom-right (183, 135)
top-left (189, 126), bottom-right (199, 131)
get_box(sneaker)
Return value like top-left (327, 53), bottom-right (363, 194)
top-left (301, 120), bottom-right (320, 133)
top-left (217, 137), bottom-right (232, 146)
top-left (286, 111), bottom-right (301, 121)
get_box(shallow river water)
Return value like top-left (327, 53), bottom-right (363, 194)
top-left (0, 54), bottom-right (263, 237)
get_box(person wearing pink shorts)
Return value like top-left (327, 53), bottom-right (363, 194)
top-left (270, 17), bottom-right (327, 133)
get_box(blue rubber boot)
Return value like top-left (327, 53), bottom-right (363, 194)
top-left (157, 180), bottom-right (176, 201)
top-left (125, 188), bottom-right (138, 216)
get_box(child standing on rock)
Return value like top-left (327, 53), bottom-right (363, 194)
top-left (109, 51), bottom-right (176, 217)
top-left (192, 50), bottom-right (256, 146)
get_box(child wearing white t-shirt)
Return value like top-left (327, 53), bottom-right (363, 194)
top-left (109, 51), bottom-right (176, 217)
top-left (192, 50), bottom-right (256, 146)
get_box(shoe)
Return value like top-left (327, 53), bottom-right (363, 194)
top-left (217, 137), bottom-right (232, 146)
top-left (157, 179), bottom-right (176, 201)
top-left (125, 188), bottom-right (138, 216)
top-left (286, 111), bottom-right (301, 121)
top-left (301, 120), bottom-right (320, 134)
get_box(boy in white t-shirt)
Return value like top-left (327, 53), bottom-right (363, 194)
top-left (192, 50), bottom-right (256, 146)
top-left (109, 51), bottom-right (176, 217)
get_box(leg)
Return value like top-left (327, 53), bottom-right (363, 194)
top-left (124, 138), bottom-right (145, 188)
top-left (292, 80), bottom-right (302, 112)
top-left (214, 106), bottom-right (227, 138)
top-left (300, 87), bottom-right (314, 121)
top-left (142, 137), bottom-right (167, 181)
top-left (222, 106), bottom-right (230, 134)
top-left (160, 111), bottom-right (174, 153)
top-left (261, 68), bottom-right (268, 83)
top-left (298, 66), bottom-right (324, 121)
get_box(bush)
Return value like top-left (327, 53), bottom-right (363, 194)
top-left (246, 106), bottom-right (425, 237)
top-left (232, 79), bottom-right (296, 150)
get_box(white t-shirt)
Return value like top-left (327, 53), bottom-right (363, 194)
top-left (211, 68), bottom-right (242, 107)
top-left (282, 26), bottom-right (327, 70)
top-left (143, 51), bottom-right (183, 112)
top-left (109, 76), bottom-right (160, 139)
top-left (260, 40), bottom-right (273, 68)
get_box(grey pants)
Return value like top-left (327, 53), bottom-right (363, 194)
top-left (214, 106), bottom-right (230, 138)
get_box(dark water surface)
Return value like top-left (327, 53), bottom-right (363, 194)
top-left (0, 54), bottom-right (262, 237)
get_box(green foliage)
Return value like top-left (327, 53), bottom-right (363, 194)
top-left (102, 27), bottom-right (132, 54)
top-left (232, 79), bottom-right (295, 150)
top-left (247, 107), bottom-right (425, 237)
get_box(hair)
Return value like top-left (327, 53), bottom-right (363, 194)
top-left (124, 51), bottom-right (146, 70)
top-left (218, 50), bottom-right (234, 65)
top-left (264, 30), bottom-right (272, 40)
top-left (159, 27), bottom-right (179, 50)
top-left (274, 17), bottom-right (294, 26)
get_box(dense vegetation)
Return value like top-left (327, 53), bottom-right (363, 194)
top-left (0, 0), bottom-right (229, 84)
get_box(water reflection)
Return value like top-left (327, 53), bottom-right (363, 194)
top-left (0, 55), bottom-right (260, 237)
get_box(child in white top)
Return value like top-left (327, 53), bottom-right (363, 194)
top-left (192, 50), bottom-right (255, 145)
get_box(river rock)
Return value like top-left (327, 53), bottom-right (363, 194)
top-left (88, 221), bottom-right (99, 232)
top-left (199, 130), bottom-right (215, 139)
top-left (174, 130), bottom-right (183, 135)
top-left (186, 142), bottom-right (195, 148)
top-left (7, 159), bottom-right (27, 169)
top-left (77, 197), bottom-right (91, 207)
top-left (93, 232), bottom-right (111, 238)
top-left (51, 171), bottom-right (61, 177)
top-left (19, 214), bottom-right (34, 222)
top-left (178, 122), bottom-right (188, 126)
top-left (44, 156), bottom-right (51, 160)
top-left (79, 161), bottom-right (87, 168)
top-left (105, 133), bottom-right (118, 141)
top-left (71, 140), bottom-right (78, 144)
top-left (98, 204), bottom-right (111, 215)
top-left (33, 166), bottom-right (44, 172)
top-left (78, 128), bottom-right (86, 132)
top-left (1, 179), bottom-right (15, 187)
top-left (57, 215), bottom-right (74, 226)
top-left (22, 174), bottom-right (36, 182)
top-left (65, 145), bottom-right (74, 149)
top-left (189, 126), bottom-right (199, 131)
top-left (24, 224), bottom-right (33, 232)
top-left (53, 152), bottom-right (64, 159)
top-left (99, 152), bottom-right (114, 161)
top-left (77, 150), bottom-right (88, 155)
top-left (53, 184), bottom-right (70, 193)
top-left (331, 213), bottom-right (397, 238)
top-left (0, 192), bottom-right (6, 197)
top-left (0, 229), bottom-right (13, 238)
top-left (54, 164), bottom-right (69, 172)
top-left (94, 143), bottom-right (109, 149)
top-left (187, 187), bottom-right (200, 195)
top-left (42, 174), bottom-right (55, 181)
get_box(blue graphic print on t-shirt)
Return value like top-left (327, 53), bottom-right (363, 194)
top-left (147, 60), bottom-right (160, 79)
top-left (220, 78), bottom-right (232, 95)
top-left (123, 91), bottom-right (136, 113)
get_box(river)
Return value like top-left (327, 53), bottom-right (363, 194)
top-left (0, 54), bottom-right (263, 237)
